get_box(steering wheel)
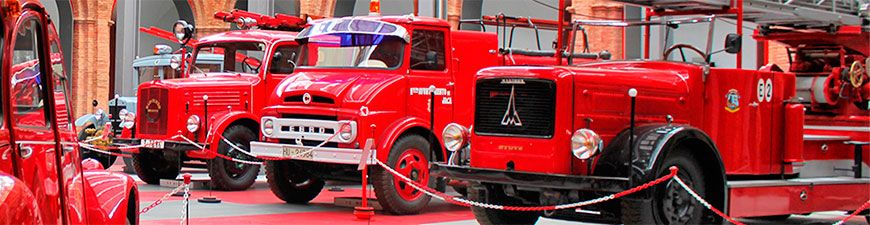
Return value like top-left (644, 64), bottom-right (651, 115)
top-left (663, 44), bottom-right (708, 63)
top-left (849, 61), bottom-right (866, 88)
top-left (242, 56), bottom-right (261, 73)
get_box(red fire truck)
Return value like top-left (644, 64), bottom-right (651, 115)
top-left (0, 1), bottom-right (138, 224)
top-left (118, 10), bottom-right (306, 191)
top-left (432, 0), bottom-right (869, 224)
top-left (247, 6), bottom-right (610, 214)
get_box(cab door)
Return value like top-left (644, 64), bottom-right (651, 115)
top-left (406, 27), bottom-right (454, 147)
top-left (49, 22), bottom-right (88, 224)
top-left (8, 13), bottom-right (63, 224)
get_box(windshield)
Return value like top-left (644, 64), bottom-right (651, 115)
top-left (137, 66), bottom-right (180, 84)
top-left (299, 34), bottom-right (405, 69)
top-left (192, 41), bottom-right (265, 75)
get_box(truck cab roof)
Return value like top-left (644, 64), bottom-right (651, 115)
top-left (132, 53), bottom-right (223, 68)
top-left (198, 29), bottom-right (299, 44)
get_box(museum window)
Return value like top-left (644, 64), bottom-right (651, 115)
top-left (11, 18), bottom-right (50, 128)
top-left (410, 29), bottom-right (446, 71)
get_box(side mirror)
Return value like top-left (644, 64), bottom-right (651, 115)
top-left (173, 20), bottom-right (195, 45)
top-left (724, 33), bottom-right (742, 54)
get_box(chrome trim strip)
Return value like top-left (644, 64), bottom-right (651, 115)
top-left (804, 125), bottom-right (870, 132)
top-left (803, 134), bottom-right (851, 141)
top-left (249, 141), bottom-right (374, 165)
top-left (728, 177), bottom-right (870, 188)
top-left (16, 140), bottom-right (57, 145)
top-left (261, 117), bottom-right (357, 143)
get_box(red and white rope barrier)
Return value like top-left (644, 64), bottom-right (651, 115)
top-left (139, 183), bottom-right (187, 215)
top-left (833, 200), bottom-right (870, 225)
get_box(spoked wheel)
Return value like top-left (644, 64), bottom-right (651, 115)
top-left (371, 135), bottom-right (435, 215)
top-left (392, 148), bottom-right (430, 201)
top-left (265, 160), bottom-right (325, 203)
top-left (660, 176), bottom-right (699, 224)
top-left (208, 125), bottom-right (260, 191)
top-left (622, 150), bottom-right (718, 225)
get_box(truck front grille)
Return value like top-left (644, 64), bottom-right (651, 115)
top-left (138, 87), bottom-right (168, 135)
top-left (474, 78), bottom-right (556, 138)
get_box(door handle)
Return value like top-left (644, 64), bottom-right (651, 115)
top-left (18, 144), bottom-right (33, 159)
top-left (62, 145), bottom-right (75, 154)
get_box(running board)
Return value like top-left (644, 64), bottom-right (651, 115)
top-left (726, 177), bottom-right (869, 218)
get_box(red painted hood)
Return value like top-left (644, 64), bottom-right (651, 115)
top-left (274, 70), bottom-right (404, 106)
top-left (144, 73), bottom-right (260, 89)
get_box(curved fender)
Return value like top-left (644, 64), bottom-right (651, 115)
top-left (596, 124), bottom-right (726, 186)
top-left (82, 171), bottom-right (138, 225)
top-left (377, 116), bottom-right (432, 161)
top-left (0, 174), bottom-right (41, 224)
top-left (189, 111), bottom-right (258, 158)
top-left (74, 114), bottom-right (97, 128)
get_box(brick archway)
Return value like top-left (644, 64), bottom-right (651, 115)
top-left (188, 0), bottom-right (238, 37)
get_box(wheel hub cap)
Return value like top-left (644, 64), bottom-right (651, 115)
top-left (393, 148), bottom-right (429, 201)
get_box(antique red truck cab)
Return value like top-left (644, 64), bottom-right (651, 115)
top-left (120, 11), bottom-right (304, 191)
top-left (0, 1), bottom-right (138, 224)
top-left (248, 15), bottom-right (607, 214)
top-left (432, 1), bottom-right (869, 224)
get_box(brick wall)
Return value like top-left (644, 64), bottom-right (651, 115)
top-left (70, 0), bottom-right (113, 119)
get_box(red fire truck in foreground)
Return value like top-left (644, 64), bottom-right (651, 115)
top-left (118, 10), bottom-right (306, 191)
top-left (433, 0), bottom-right (869, 224)
top-left (0, 1), bottom-right (138, 224)
top-left (248, 12), bottom-right (610, 214)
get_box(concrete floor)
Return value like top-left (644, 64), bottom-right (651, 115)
top-left (109, 162), bottom-right (867, 225)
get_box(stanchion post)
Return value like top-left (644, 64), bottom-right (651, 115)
top-left (354, 139), bottom-right (375, 220)
top-left (183, 173), bottom-right (191, 225)
top-left (627, 88), bottom-right (637, 186)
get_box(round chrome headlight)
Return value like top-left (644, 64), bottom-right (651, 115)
top-left (121, 111), bottom-right (136, 129)
top-left (571, 129), bottom-right (602, 160)
top-left (186, 115), bottom-right (201, 132)
top-left (262, 119), bottom-right (274, 136)
top-left (338, 122), bottom-right (353, 141)
top-left (442, 123), bottom-right (469, 152)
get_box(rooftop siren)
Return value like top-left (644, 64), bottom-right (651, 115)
top-left (369, 0), bottom-right (381, 16)
top-left (213, 9), bottom-right (307, 31)
top-left (153, 44), bottom-right (173, 55)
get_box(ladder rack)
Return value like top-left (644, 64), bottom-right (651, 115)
top-left (615, 0), bottom-right (868, 28)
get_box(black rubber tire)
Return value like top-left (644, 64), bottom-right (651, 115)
top-left (208, 125), bottom-right (260, 191)
top-left (468, 186), bottom-right (540, 225)
top-left (265, 160), bottom-right (325, 204)
top-left (78, 125), bottom-right (116, 169)
top-left (621, 150), bottom-right (714, 225)
top-left (370, 135), bottom-right (435, 215)
top-left (132, 149), bottom-right (180, 185)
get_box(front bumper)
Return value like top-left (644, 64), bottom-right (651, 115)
top-left (114, 138), bottom-right (208, 151)
top-left (250, 141), bottom-right (375, 165)
top-left (430, 163), bottom-right (629, 192)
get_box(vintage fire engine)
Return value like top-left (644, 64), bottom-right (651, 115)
top-left (76, 42), bottom-right (224, 170)
top-left (117, 10), bottom-right (306, 191)
top-left (248, 3), bottom-right (610, 214)
top-left (0, 1), bottom-right (138, 224)
top-left (432, 0), bottom-right (869, 224)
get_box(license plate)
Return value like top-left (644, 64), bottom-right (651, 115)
top-left (141, 139), bottom-right (165, 148)
top-left (282, 146), bottom-right (313, 159)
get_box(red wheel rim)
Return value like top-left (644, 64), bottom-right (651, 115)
top-left (392, 148), bottom-right (429, 201)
